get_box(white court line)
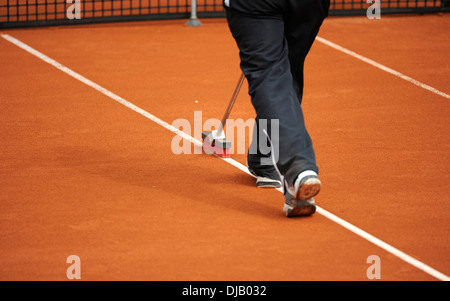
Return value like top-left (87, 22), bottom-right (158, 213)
top-left (316, 36), bottom-right (450, 99)
top-left (2, 33), bottom-right (449, 281)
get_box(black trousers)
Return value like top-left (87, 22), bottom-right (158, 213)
top-left (225, 0), bottom-right (329, 186)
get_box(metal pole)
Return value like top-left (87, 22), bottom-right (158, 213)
top-left (186, 0), bottom-right (202, 26)
top-left (216, 72), bottom-right (245, 136)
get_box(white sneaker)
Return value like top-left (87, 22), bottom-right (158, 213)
top-left (284, 171), bottom-right (321, 217)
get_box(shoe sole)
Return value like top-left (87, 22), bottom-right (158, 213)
top-left (297, 177), bottom-right (321, 201)
top-left (283, 177), bottom-right (321, 217)
top-left (248, 167), bottom-right (282, 188)
top-left (284, 199), bottom-right (316, 217)
top-left (256, 176), bottom-right (282, 188)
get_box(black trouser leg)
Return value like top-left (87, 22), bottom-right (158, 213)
top-left (225, 0), bottom-right (329, 186)
top-left (285, 0), bottom-right (329, 103)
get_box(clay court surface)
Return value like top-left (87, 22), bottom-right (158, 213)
top-left (0, 13), bottom-right (449, 281)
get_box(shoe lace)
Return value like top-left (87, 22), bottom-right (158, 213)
top-left (263, 129), bottom-right (294, 196)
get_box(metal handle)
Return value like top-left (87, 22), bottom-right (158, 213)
top-left (217, 72), bottom-right (245, 136)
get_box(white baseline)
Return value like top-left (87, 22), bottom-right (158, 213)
top-left (316, 36), bottom-right (450, 99)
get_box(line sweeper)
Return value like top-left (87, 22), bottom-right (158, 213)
top-left (202, 73), bottom-right (245, 158)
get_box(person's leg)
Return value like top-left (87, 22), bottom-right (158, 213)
top-left (247, 117), bottom-right (282, 188)
top-left (225, 6), bottom-right (318, 188)
top-left (281, 0), bottom-right (330, 185)
top-left (224, 3), bottom-right (287, 188)
top-left (285, 0), bottom-right (330, 104)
